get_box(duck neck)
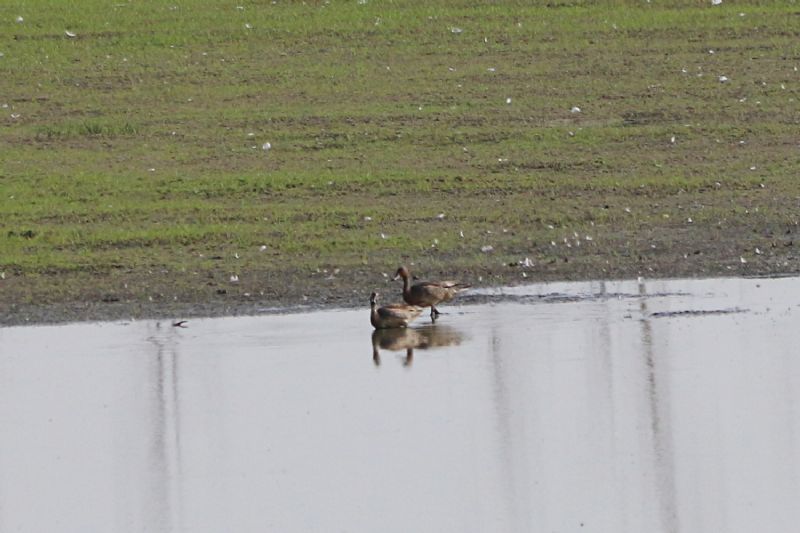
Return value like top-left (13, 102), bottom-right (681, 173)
top-left (401, 274), bottom-right (411, 296)
top-left (370, 303), bottom-right (380, 327)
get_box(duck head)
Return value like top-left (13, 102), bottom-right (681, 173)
top-left (392, 266), bottom-right (410, 281)
top-left (369, 291), bottom-right (378, 307)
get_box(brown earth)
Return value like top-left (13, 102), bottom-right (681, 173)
top-left (3, 226), bottom-right (797, 326)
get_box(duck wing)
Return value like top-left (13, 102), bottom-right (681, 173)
top-left (409, 280), bottom-right (470, 304)
top-left (378, 303), bottom-right (423, 321)
top-left (407, 282), bottom-right (446, 305)
top-left (437, 281), bottom-right (471, 290)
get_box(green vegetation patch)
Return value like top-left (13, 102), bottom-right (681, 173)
top-left (2, 0), bottom-right (800, 319)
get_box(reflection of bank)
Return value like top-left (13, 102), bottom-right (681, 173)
top-left (637, 279), bottom-right (678, 532)
top-left (143, 321), bottom-right (184, 532)
top-left (371, 325), bottom-right (465, 367)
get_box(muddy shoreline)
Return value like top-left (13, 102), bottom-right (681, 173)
top-left (4, 259), bottom-right (797, 327)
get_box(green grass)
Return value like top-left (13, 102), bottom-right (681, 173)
top-left (2, 0), bottom-right (800, 312)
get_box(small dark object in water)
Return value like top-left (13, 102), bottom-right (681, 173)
top-left (172, 320), bottom-right (188, 328)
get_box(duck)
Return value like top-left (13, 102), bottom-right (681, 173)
top-left (369, 291), bottom-right (423, 329)
top-left (393, 266), bottom-right (471, 319)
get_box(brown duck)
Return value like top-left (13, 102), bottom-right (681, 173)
top-left (393, 266), bottom-right (471, 319)
top-left (369, 291), bottom-right (423, 329)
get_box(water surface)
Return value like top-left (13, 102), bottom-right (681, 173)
top-left (2, 276), bottom-right (799, 532)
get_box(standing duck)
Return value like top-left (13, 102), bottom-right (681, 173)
top-left (393, 266), bottom-right (471, 319)
top-left (369, 291), bottom-right (423, 329)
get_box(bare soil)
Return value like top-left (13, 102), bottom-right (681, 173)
top-left (3, 229), bottom-right (797, 326)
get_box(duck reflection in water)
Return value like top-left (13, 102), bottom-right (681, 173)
top-left (371, 325), bottom-right (465, 367)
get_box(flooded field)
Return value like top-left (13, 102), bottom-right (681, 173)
top-left (2, 276), bottom-right (800, 532)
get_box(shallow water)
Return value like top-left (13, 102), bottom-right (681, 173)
top-left (2, 276), bottom-right (800, 533)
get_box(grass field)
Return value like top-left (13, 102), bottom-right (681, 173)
top-left (2, 0), bottom-right (800, 322)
